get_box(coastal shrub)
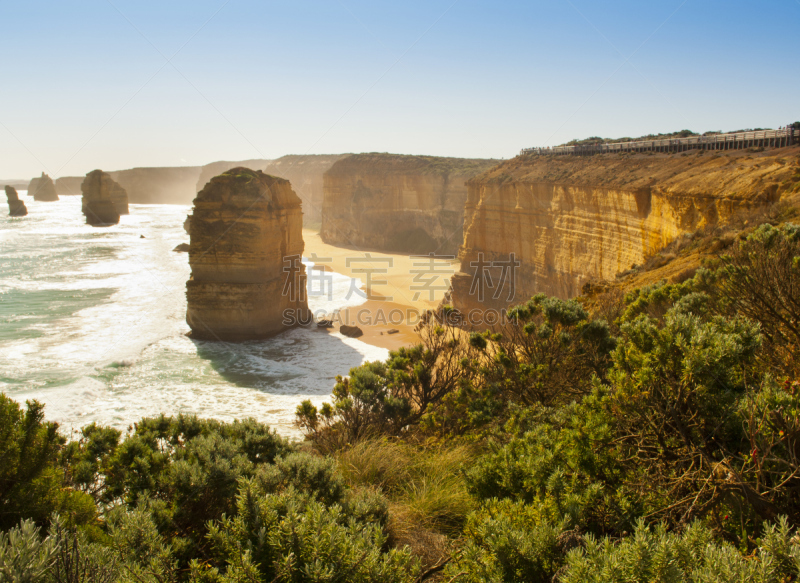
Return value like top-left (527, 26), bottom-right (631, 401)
top-left (48, 515), bottom-right (118, 583)
top-left (481, 294), bottom-right (617, 405)
top-left (297, 319), bottom-right (475, 445)
top-left (0, 519), bottom-right (56, 583)
top-left (0, 396), bottom-right (96, 530)
top-left (605, 301), bottom-right (798, 532)
top-left (105, 505), bottom-right (178, 583)
top-left (560, 518), bottom-right (800, 583)
top-left (298, 295), bottom-right (617, 443)
top-left (415, 296), bottom-right (615, 438)
top-left (61, 423), bottom-right (121, 501)
top-left (195, 479), bottom-right (419, 583)
top-left (62, 415), bottom-right (292, 570)
top-left (445, 499), bottom-right (565, 583)
top-left (466, 398), bottom-right (633, 536)
top-left (713, 223), bottom-right (800, 377)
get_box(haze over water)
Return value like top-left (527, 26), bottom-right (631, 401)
top-left (0, 195), bottom-right (387, 438)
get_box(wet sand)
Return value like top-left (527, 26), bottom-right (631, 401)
top-left (303, 229), bottom-right (459, 351)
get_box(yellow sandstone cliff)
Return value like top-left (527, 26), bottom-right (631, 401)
top-left (262, 154), bottom-right (349, 226)
top-left (194, 155), bottom-right (345, 227)
top-left (321, 154), bottom-right (497, 255)
top-left (186, 168), bottom-right (309, 340)
top-left (450, 147), bottom-right (800, 314)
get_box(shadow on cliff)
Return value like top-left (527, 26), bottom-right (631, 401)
top-left (189, 326), bottom-right (376, 396)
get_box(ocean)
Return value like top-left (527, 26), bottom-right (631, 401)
top-left (0, 194), bottom-right (387, 438)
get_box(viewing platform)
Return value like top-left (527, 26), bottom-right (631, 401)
top-left (521, 128), bottom-right (799, 156)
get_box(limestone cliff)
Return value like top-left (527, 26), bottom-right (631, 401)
top-left (55, 177), bottom-right (84, 195)
top-left (57, 167), bottom-right (202, 203)
top-left (5, 186), bottom-right (27, 216)
top-left (262, 155), bottom-right (349, 226)
top-left (27, 173), bottom-right (58, 202)
top-left (321, 154), bottom-right (497, 255)
top-left (451, 147), bottom-right (800, 314)
top-left (186, 168), bottom-right (309, 340)
top-left (195, 156), bottom-right (344, 227)
top-left (109, 166), bottom-right (201, 205)
top-left (195, 159), bottom-right (269, 194)
top-left (0, 180), bottom-right (31, 192)
top-left (81, 170), bottom-right (126, 225)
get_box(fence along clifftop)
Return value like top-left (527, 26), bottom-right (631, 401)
top-left (521, 127), bottom-right (799, 157)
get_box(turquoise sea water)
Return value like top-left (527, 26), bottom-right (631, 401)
top-left (0, 194), bottom-right (386, 438)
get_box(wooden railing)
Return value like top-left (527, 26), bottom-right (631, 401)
top-left (520, 128), bottom-right (799, 156)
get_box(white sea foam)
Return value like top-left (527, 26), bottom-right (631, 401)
top-left (0, 197), bottom-right (387, 438)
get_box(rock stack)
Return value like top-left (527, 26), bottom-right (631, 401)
top-left (109, 181), bottom-right (129, 215)
top-left (5, 186), bottom-right (28, 216)
top-left (81, 170), bottom-right (128, 225)
top-left (186, 168), bottom-right (309, 340)
top-left (27, 173), bottom-right (59, 202)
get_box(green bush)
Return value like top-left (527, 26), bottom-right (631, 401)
top-left (0, 396), bottom-right (96, 530)
top-left (197, 480), bottom-right (418, 582)
top-left (446, 500), bottom-right (565, 583)
top-left (466, 399), bottom-right (633, 536)
top-left (561, 518), bottom-right (800, 583)
top-left (0, 519), bottom-right (56, 583)
top-left (68, 415), bottom-right (292, 569)
top-left (298, 295), bottom-right (617, 444)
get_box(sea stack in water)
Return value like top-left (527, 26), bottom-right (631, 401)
top-left (5, 186), bottom-right (28, 216)
top-left (81, 170), bottom-right (128, 225)
top-left (186, 168), bottom-right (309, 340)
top-left (27, 173), bottom-right (58, 202)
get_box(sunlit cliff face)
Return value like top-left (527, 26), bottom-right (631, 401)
top-left (186, 168), bottom-right (309, 341)
top-left (320, 153), bottom-right (497, 255)
top-left (450, 147), bottom-right (800, 314)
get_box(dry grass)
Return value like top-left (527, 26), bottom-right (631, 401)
top-left (335, 439), bottom-right (478, 573)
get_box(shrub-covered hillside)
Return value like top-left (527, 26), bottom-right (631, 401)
top-left (2, 219), bottom-right (800, 582)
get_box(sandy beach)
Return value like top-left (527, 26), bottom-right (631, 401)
top-left (303, 229), bottom-right (459, 351)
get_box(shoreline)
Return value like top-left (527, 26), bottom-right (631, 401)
top-left (303, 229), bottom-right (458, 351)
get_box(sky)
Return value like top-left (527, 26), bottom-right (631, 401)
top-left (1, 0), bottom-right (798, 179)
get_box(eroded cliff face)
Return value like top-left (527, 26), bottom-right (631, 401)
top-left (186, 168), bottom-right (308, 340)
top-left (81, 170), bottom-right (127, 225)
top-left (5, 186), bottom-right (27, 216)
top-left (195, 155), bottom-right (347, 227)
top-left (27, 173), bottom-right (58, 202)
top-left (55, 177), bottom-right (84, 195)
top-left (262, 155), bottom-right (349, 226)
top-left (451, 147), bottom-right (800, 314)
top-left (109, 167), bottom-right (202, 205)
top-left (195, 159), bottom-right (269, 194)
top-left (321, 154), bottom-right (497, 255)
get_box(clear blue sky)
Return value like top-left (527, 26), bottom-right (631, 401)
top-left (1, 0), bottom-right (798, 178)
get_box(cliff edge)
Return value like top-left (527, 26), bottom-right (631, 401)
top-left (450, 147), bottom-right (800, 314)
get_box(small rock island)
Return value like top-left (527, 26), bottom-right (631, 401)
top-left (81, 170), bottom-right (129, 225)
top-left (5, 186), bottom-right (28, 216)
top-left (186, 168), bottom-right (309, 340)
top-left (27, 172), bottom-right (59, 202)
